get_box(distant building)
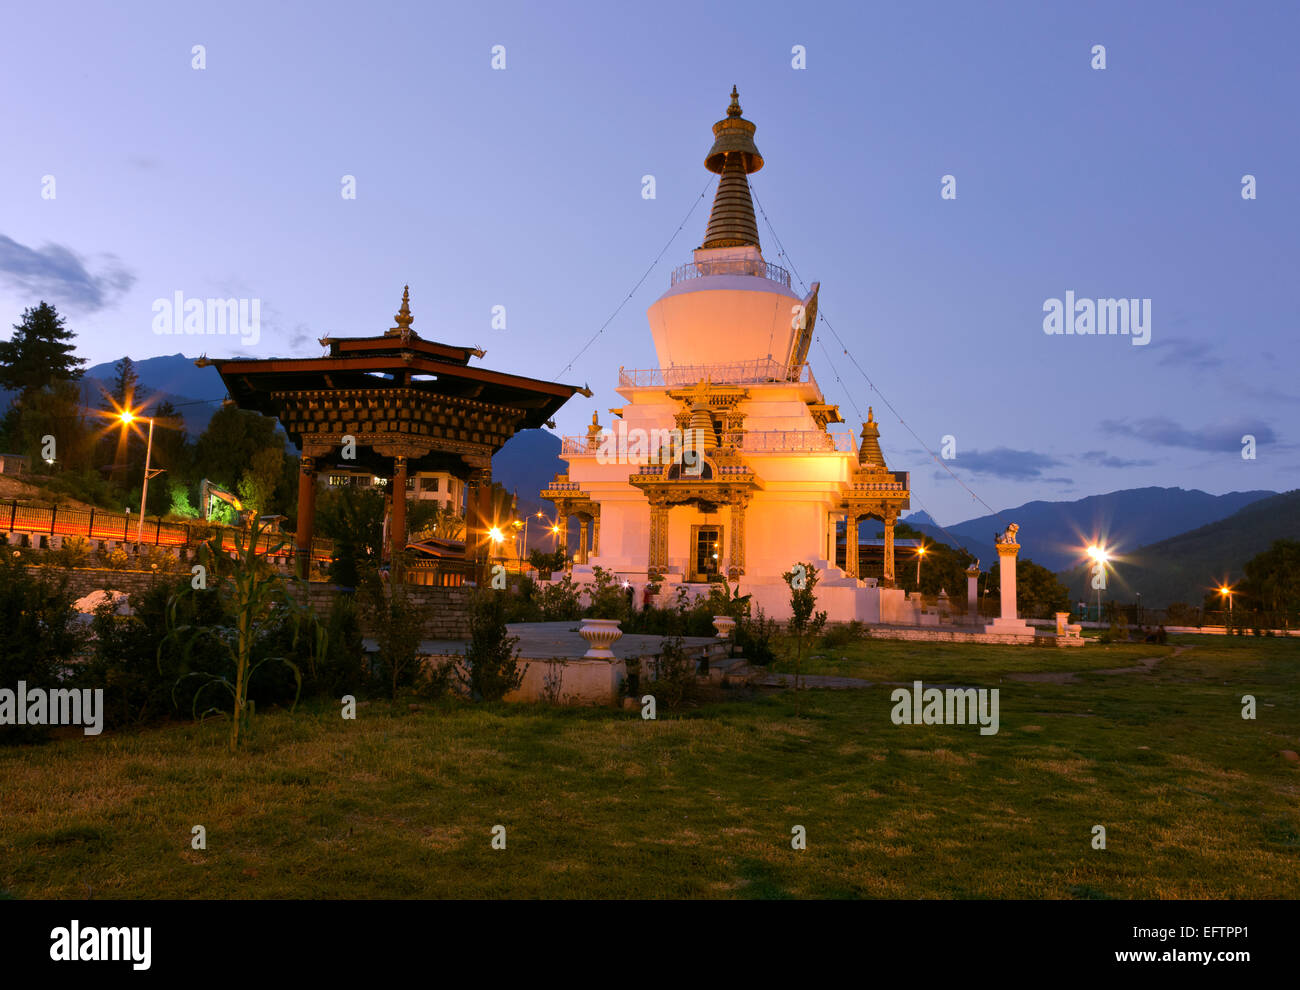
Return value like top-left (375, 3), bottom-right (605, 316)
top-left (0, 454), bottom-right (30, 476)
top-left (321, 467), bottom-right (465, 512)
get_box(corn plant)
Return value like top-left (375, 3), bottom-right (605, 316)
top-left (163, 518), bottom-right (323, 752)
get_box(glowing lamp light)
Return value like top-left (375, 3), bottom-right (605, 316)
top-left (489, 526), bottom-right (504, 544)
top-left (118, 410), bottom-right (135, 424)
top-left (1086, 544), bottom-right (1110, 564)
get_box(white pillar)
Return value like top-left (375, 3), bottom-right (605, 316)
top-left (966, 564), bottom-right (979, 621)
top-left (986, 530), bottom-right (1032, 636)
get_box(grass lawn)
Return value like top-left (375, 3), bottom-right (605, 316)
top-left (2, 635), bottom-right (1296, 899)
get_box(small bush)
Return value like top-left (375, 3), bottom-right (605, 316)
top-left (538, 575), bottom-right (582, 621)
top-left (461, 589), bottom-right (524, 702)
top-left (0, 553), bottom-right (84, 744)
top-left (818, 620), bottom-right (863, 650)
top-left (583, 565), bottom-right (631, 622)
top-left (51, 536), bottom-right (90, 569)
top-left (312, 593), bottom-right (367, 698)
top-left (647, 636), bottom-right (695, 710)
top-left (414, 657), bottom-right (455, 701)
top-left (362, 573), bottom-right (424, 700)
top-left (736, 606), bottom-right (780, 666)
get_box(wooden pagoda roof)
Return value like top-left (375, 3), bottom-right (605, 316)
top-left (195, 288), bottom-right (590, 475)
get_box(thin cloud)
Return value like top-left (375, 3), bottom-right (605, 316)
top-left (1150, 338), bottom-right (1222, 370)
top-left (0, 234), bottom-right (135, 312)
top-left (1100, 417), bottom-right (1277, 452)
top-left (1080, 450), bottom-right (1157, 469)
top-left (945, 446), bottom-right (1068, 481)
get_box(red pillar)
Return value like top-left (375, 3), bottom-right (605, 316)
top-left (391, 456), bottom-right (408, 566)
top-left (295, 455), bottom-right (317, 579)
top-left (464, 466), bottom-right (492, 582)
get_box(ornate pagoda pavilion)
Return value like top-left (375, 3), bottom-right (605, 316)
top-left (542, 89), bottom-right (915, 622)
top-left (202, 288), bottom-right (588, 577)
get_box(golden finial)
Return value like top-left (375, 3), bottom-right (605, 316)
top-left (591, 410), bottom-right (599, 427)
top-left (867, 406), bottom-right (875, 422)
top-left (702, 86), bottom-right (763, 247)
top-left (395, 285), bottom-right (410, 327)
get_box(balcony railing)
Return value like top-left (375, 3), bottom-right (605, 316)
top-left (851, 471), bottom-right (910, 492)
top-left (736, 431), bottom-right (855, 453)
top-left (618, 360), bottom-right (815, 389)
top-left (670, 258), bottom-right (791, 288)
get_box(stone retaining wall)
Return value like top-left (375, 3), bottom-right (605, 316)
top-left (24, 564), bottom-right (472, 640)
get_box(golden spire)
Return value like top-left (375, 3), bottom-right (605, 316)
top-left (859, 406), bottom-right (887, 469)
top-left (388, 285), bottom-right (414, 336)
top-left (701, 86), bottom-right (763, 250)
top-left (687, 400), bottom-right (719, 450)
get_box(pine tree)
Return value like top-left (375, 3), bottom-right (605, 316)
top-left (105, 355), bottom-right (147, 410)
top-left (0, 302), bottom-right (87, 397)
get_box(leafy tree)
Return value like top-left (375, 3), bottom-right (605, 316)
top-left (1240, 539), bottom-right (1300, 613)
top-left (149, 400), bottom-right (191, 485)
top-left (528, 547), bottom-right (566, 576)
top-left (168, 479), bottom-right (199, 518)
top-left (0, 302), bottom-right (86, 397)
top-left (238, 445), bottom-right (284, 517)
top-left (192, 404), bottom-right (283, 492)
top-left (782, 562), bottom-right (825, 700)
top-left (317, 486), bottom-right (386, 585)
top-left (5, 380), bottom-right (95, 471)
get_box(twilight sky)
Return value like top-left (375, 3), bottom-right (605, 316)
top-left (2, 0), bottom-right (1296, 525)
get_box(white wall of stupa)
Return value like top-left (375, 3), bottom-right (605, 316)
top-left (542, 88), bottom-right (916, 624)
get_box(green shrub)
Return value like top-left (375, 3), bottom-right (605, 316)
top-left (85, 577), bottom-right (230, 729)
top-left (818, 620), bottom-right (863, 650)
top-left (646, 636), bottom-right (695, 710)
top-left (362, 571), bottom-right (423, 701)
top-left (735, 606), bottom-right (780, 666)
top-left (51, 536), bottom-right (90, 569)
top-left (461, 589), bottom-right (524, 702)
top-left (0, 553), bottom-right (83, 744)
top-left (311, 593), bottom-right (367, 698)
top-left (584, 566), bottom-right (630, 622)
top-left (539, 575), bottom-right (582, 621)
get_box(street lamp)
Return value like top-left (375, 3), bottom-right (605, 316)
top-left (1219, 584), bottom-right (1234, 613)
top-left (120, 409), bottom-right (164, 547)
top-left (915, 544), bottom-right (927, 588)
top-left (1086, 544), bottom-right (1110, 622)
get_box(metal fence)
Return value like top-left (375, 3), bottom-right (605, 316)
top-left (2, 499), bottom-right (333, 561)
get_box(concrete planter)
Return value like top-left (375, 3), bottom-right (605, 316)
top-left (712, 615), bottom-right (736, 639)
top-left (579, 618), bottom-right (623, 659)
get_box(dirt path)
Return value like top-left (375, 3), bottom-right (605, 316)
top-left (1006, 644), bottom-right (1192, 685)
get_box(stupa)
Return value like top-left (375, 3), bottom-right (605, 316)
top-left (542, 89), bottom-right (914, 622)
